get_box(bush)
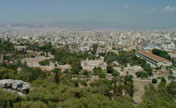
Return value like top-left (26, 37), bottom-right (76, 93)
top-left (142, 64), bottom-right (153, 76)
top-left (93, 67), bottom-right (102, 75)
top-left (155, 66), bottom-right (162, 70)
top-left (71, 61), bottom-right (82, 75)
top-left (136, 72), bottom-right (149, 79)
top-left (161, 77), bottom-right (167, 84)
top-left (106, 65), bottom-right (114, 73)
top-left (98, 72), bottom-right (106, 78)
top-left (20, 67), bottom-right (45, 82)
top-left (14, 101), bottom-right (48, 108)
top-left (168, 75), bottom-right (176, 80)
top-left (30, 55), bottom-right (35, 58)
top-left (83, 70), bottom-right (89, 76)
top-left (112, 71), bottom-right (120, 76)
top-left (39, 59), bottom-right (50, 66)
top-left (152, 78), bottom-right (157, 84)
top-left (0, 68), bottom-right (19, 79)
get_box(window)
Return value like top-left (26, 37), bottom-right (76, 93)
top-left (163, 62), bottom-right (167, 64)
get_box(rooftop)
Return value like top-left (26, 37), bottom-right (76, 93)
top-left (137, 50), bottom-right (168, 62)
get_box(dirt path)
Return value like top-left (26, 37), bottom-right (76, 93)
top-left (133, 79), bottom-right (151, 103)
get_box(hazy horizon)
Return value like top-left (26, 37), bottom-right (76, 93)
top-left (0, 0), bottom-right (176, 29)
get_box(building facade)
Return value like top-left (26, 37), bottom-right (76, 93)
top-left (136, 50), bottom-right (172, 67)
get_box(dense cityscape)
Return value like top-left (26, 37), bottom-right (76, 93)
top-left (0, 0), bottom-right (176, 108)
top-left (0, 26), bottom-right (176, 108)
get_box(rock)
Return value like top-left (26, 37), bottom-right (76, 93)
top-left (12, 80), bottom-right (23, 90)
top-left (20, 82), bottom-right (30, 92)
top-left (6, 88), bottom-right (25, 96)
top-left (0, 79), bottom-right (30, 94)
top-left (0, 79), bottom-right (13, 88)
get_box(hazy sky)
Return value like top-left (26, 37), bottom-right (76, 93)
top-left (0, 0), bottom-right (176, 28)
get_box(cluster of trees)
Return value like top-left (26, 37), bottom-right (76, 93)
top-left (0, 68), bottom-right (19, 79)
top-left (51, 48), bottom-right (99, 75)
top-left (0, 66), bottom-right (135, 108)
top-left (104, 51), bottom-right (145, 67)
top-left (104, 51), bottom-right (137, 65)
top-left (137, 81), bottom-right (176, 108)
top-left (0, 82), bottom-right (134, 108)
top-left (0, 52), bottom-right (136, 108)
top-left (1, 77), bottom-right (175, 108)
top-left (137, 60), bottom-right (153, 78)
top-left (104, 52), bottom-right (118, 65)
top-left (39, 59), bottom-right (50, 66)
top-left (0, 39), bottom-right (15, 53)
top-left (1, 42), bottom-right (176, 108)
top-left (93, 67), bottom-right (106, 78)
top-left (104, 51), bottom-right (153, 77)
top-left (136, 71), bottom-right (149, 79)
top-left (40, 43), bottom-right (53, 57)
top-left (0, 40), bottom-right (36, 67)
top-left (152, 49), bottom-right (171, 60)
top-left (53, 48), bottom-right (97, 65)
top-left (0, 66), bottom-right (45, 82)
top-left (92, 66), bottom-right (134, 98)
top-left (2, 61), bottom-right (175, 108)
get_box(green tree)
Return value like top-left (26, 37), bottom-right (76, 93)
top-left (152, 78), bottom-right (157, 84)
top-left (152, 49), bottom-right (171, 60)
top-left (39, 59), bottom-right (50, 66)
top-left (41, 43), bottom-right (52, 57)
top-left (161, 77), bottom-right (167, 84)
top-left (52, 68), bottom-right (62, 84)
top-left (14, 101), bottom-right (48, 108)
top-left (91, 44), bottom-right (98, 55)
top-left (0, 88), bottom-right (21, 108)
top-left (143, 64), bottom-right (153, 76)
top-left (106, 65), bottom-right (114, 73)
top-left (82, 70), bottom-right (89, 76)
top-left (93, 67), bottom-right (102, 75)
top-left (20, 67), bottom-right (45, 82)
top-left (0, 68), bottom-right (19, 79)
top-left (137, 83), bottom-right (176, 108)
top-left (167, 81), bottom-right (176, 99)
top-left (124, 75), bottom-right (134, 97)
top-left (71, 61), bottom-right (82, 75)
top-left (136, 71), bottom-right (149, 79)
top-left (90, 79), bottom-right (112, 97)
top-left (112, 71), bottom-right (120, 98)
top-left (104, 52), bottom-right (117, 64)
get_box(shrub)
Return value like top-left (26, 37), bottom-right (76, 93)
top-left (168, 75), bottom-right (176, 80)
top-left (136, 71), bottom-right (149, 79)
top-left (83, 70), bottom-right (89, 76)
top-left (99, 72), bottom-right (106, 78)
top-left (161, 77), bottom-right (167, 84)
top-left (106, 65), bottom-right (114, 73)
top-left (39, 59), bottom-right (50, 66)
top-left (152, 78), bottom-right (157, 84)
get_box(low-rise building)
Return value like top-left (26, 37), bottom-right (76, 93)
top-left (136, 50), bottom-right (172, 67)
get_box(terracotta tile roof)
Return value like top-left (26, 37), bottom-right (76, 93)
top-left (137, 50), bottom-right (168, 62)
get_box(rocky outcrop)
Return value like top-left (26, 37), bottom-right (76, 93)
top-left (0, 79), bottom-right (30, 95)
